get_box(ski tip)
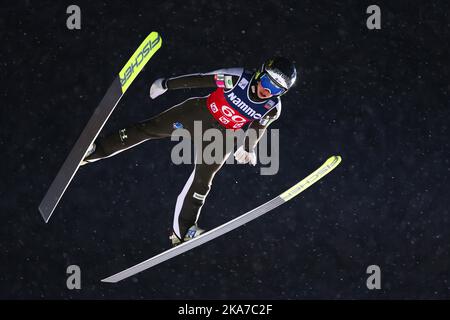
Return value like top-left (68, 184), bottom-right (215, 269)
top-left (279, 155), bottom-right (342, 202)
top-left (330, 155), bottom-right (342, 160)
top-left (327, 155), bottom-right (342, 166)
top-left (119, 31), bottom-right (162, 94)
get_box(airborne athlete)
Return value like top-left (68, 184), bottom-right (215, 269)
top-left (82, 57), bottom-right (297, 246)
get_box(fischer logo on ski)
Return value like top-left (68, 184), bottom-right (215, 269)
top-left (119, 32), bottom-right (162, 93)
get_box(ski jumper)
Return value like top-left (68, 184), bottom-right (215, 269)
top-left (84, 68), bottom-right (282, 239)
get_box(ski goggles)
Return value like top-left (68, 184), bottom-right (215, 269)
top-left (259, 73), bottom-right (286, 96)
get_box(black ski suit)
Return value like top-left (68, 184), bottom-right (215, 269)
top-left (85, 68), bottom-right (281, 240)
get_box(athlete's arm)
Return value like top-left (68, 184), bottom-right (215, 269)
top-left (165, 74), bottom-right (217, 89)
top-left (166, 68), bottom-right (242, 90)
top-left (150, 68), bottom-right (243, 99)
top-left (235, 103), bottom-right (281, 166)
top-left (243, 102), bottom-right (281, 152)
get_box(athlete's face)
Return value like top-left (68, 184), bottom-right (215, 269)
top-left (256, 81), bottom-right (273, 99)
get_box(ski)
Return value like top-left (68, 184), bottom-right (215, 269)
top-left (101, 155), bottom-right (342, 283)
top-left (39, 32), bottom-right (162, 223)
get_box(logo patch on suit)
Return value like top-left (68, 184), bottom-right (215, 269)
top-left (238, 78), bottom-right (249, 89)
top-left (264, 100), bottom-right (275, 109)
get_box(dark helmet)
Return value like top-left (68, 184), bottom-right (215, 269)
top-left (257, 57), bottom-right (297, 94)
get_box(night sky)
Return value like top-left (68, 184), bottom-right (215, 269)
top-left (1, 1), bottom-right (449, 299)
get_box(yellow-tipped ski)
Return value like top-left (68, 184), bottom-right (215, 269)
top-left (280, 155), bottom-right (342, 201)
top-left (101, 156), bottom-right (342, 283)
top-left (119, 31), bottom-right (162, 93)
top-left (39, 32), bottom-right (162, 223)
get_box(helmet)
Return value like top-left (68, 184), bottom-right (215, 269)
top-left (256, 57), bottom-right (297, 95)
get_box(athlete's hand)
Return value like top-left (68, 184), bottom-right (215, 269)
top-left (234, 146), bottom-right (257, 166)
top-left (149, 78), bottom-right (168, 99)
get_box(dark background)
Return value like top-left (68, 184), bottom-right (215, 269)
top-left (1, 0), bottom-right (449, 299)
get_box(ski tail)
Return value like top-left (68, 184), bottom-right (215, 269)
top-left (101, 156), bottom-right (342, 283)
top-left (39, 32), bottom-right (162, 223)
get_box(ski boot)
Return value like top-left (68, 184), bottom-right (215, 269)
top-left (170, 225), bottom-right (205, 247)
top-left (80, 143), bottom-right (96, 166)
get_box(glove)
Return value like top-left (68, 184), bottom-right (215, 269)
top-left (234, 146), bottom-right (257, 166)
top-left (149, 78), bottom-right (168, 99)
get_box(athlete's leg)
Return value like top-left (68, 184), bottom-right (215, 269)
top-left (172, 159), bottom-right (225, 240)
top-left (84, 97), bottom-right (205, 163)
top-left (172, 142), bottom-right (233, 240)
